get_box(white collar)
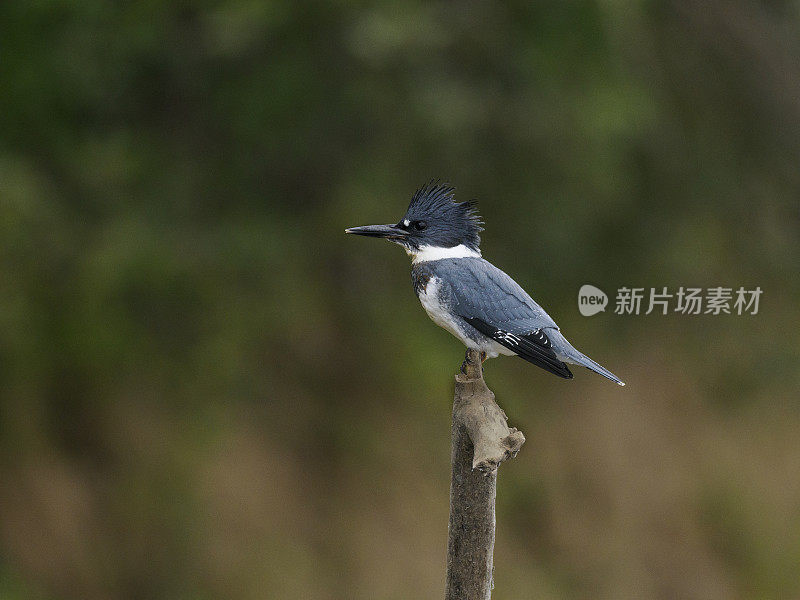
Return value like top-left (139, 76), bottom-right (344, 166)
top-left (408, 244), bottom-right (482, 264)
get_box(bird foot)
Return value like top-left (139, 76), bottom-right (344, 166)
top-left (460, 349), bottom-right (485, 378)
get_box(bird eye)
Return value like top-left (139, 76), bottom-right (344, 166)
top-left (414, 221), bottom-right (427, 231)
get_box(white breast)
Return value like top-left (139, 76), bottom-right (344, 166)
top-left (417, 276), bottom-right (512, 358)
top-left (418, 277), bottom-right (463, 339)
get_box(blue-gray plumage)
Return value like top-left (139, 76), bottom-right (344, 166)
top-left (346, 181), bottom-right (625, 386)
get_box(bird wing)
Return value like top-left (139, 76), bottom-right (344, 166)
top-left (462, 316), bottom-right (573, 378)
top-left (430, 258), bottom-right (572, 378)
top-left (432, 257), bottom-right (559, 332)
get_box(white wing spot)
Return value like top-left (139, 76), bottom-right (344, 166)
top-left (403, 219), bottom-right (410, 227)
top-left (495, 331), bottom-right (521, 346)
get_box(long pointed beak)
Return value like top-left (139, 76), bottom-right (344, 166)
top-left (344, 224), bottom-right (407, 240)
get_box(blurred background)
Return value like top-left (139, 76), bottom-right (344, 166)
top-left (1, 1), bottom-right (799, 599)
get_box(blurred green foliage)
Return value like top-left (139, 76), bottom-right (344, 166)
top-left (1, 1), bottom-right (799, 599)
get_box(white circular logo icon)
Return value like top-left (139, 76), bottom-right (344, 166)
top-left (578, 284), bottom-right (608, 316)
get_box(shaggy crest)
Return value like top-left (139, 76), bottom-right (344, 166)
top-left (403, 181), bottom-right (484, 250)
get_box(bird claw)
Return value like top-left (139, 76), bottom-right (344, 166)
top-left (460, 348), bottom-right (485, 377)
top-left (460, 349), bottom-right (470, 374)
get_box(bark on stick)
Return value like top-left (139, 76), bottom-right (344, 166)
top-left (445, 349), bottom-right (525, 600)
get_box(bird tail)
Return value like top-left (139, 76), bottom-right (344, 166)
top-left (569, 351), bottom-right (625, 386)
top-left (546, 329), bottom-right (625, 386)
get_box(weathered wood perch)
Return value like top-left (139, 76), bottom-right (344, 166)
top-left (445, 349), bottom-right (526, 600)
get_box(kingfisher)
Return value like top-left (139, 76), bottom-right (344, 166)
top-left (345, 181), bottom-right (624, 385)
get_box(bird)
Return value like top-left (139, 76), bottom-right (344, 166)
top-left (345, 181), bottom-right (625, 386)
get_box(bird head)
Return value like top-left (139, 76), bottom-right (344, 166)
top-left (345, 181), bottom-right (483, 259)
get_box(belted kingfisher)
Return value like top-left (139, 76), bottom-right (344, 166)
top-left (345, 182), bottom-right (625, 386)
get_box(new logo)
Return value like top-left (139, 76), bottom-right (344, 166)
top-left (578, 284), bottom-right (608, 316)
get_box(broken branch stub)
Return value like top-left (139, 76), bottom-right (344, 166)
top-left (455, 350), bottom-right (525, 473)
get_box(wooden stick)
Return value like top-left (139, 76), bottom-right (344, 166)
top-left (445, 349), bottom-right (525, 600)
